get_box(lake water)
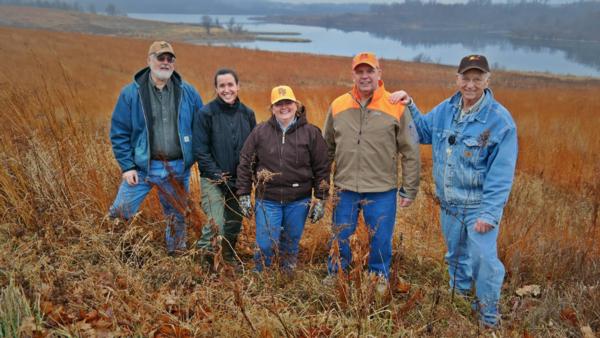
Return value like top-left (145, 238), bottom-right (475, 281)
top-left (129, 13), bottom-right (600, 78)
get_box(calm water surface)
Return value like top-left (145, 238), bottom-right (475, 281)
top-left (129, 13), bottom-right (600, 78)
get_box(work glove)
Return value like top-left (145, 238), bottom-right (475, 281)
top-left (238, 195), bottom-right (253, 218)
top-left (308, 199), bottom-right (326, 223)
top-left (397, 187), bottom-right (413, 208)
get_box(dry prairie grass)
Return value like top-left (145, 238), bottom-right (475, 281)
top-left (0, 5), bottom-right (250, 42)
top-left (0, 26), bottom-right (598, 336)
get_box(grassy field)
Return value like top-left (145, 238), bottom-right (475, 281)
top-left (0, 26), bottom-right (599, 337)
top-left (0, 5), bottom-right (254, 42)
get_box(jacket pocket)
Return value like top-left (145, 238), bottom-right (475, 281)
top-left (133, 132), bottom-right (148, 169)
top-left (461, 138), bottom-right (486, 170)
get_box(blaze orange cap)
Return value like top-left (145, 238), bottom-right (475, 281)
top-left (352, 52), bottom-right (379, 70)
top-left (270, 85), bottom-right (297, 105)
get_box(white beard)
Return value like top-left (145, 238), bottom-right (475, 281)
top-left (151, 69), bottom-right (173, 81)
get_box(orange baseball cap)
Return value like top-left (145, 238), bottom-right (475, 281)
top-left (352, 52), bottom-right (379, 70)
top-left (270, 85), bottom-right (297, 105)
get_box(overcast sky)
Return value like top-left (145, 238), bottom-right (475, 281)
top-left (275, 0), bottom-right (576, 3)
top-left (276, 0), bottom-right (397, 2)
top-left (273, 0), bottom-right (389, 2)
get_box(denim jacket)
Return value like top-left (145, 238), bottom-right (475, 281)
top-left (110, 67), bottom-right (203, 173)
top-left (407, 89), bottom-right (517, 227)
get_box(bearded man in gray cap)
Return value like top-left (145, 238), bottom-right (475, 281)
top-left (108, 41), bottom-right (203, 256)
top-left (391, 54), bottom-right (518, 328)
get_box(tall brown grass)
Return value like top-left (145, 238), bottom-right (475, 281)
top-left (0, 26), bottom-right (598, 336)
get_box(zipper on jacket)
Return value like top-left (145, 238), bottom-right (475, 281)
top-left (356, 104), bottom-right (367, 191)
top-left (138, 89), bottom-right (151, 171)
top-left (443, 146), bottom-right (452, 199)
top-left (176, 84), bottom-right (185, 166)
top-left (358, 105), bottom-right (365, 145)
top-left (444, 108), bottom-right (459, 201)
top-left (279, 128), bottom-right (284, 203)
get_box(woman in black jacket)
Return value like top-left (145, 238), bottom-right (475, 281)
top-left (192, 68), bottom-right (256, 266)
top-left (237, 85), bottom-right (330, 272)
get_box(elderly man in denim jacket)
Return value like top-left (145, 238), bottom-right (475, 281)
top-left (109, 41), bottom-right (203, 256)
top-left (391, 55), bottom-right (517, 327)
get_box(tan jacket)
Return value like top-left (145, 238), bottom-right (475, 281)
top-left (323, 81), bottom-right (420, 198)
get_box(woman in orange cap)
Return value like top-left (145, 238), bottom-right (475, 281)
top-left (236, 85), bottom-right (330, 272)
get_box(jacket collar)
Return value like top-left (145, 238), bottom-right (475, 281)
top-left (351, 80), bottom-right (386, 105)
top-left (268, 105), bottom-right (308, 131)
top-left (215, 96), bottom-right (241, 113)
top-left (449, 88), bottom-right (494, 123)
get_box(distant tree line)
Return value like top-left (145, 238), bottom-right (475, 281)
top-left (199, 15), bottom-right (245, 35)
top-left (70, 0), bottom-right (369, 16)
top-left (265, 1), bottom-right (599, 43)
top-left (0, 0), bottom-right (123, 16)
top-left (368, 0), bottom-right (600, 42)
top-left (0, 0), bottom-right (82, 11)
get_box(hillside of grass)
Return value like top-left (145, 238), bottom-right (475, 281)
top-left (0, 26), bottom-right (598, 336)
top-left (0, 5), bottom-right (253, 42)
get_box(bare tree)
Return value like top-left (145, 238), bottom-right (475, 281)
top-left (105, 3), bottom-right (117, 16)
top-left (227, 17), bottom-right (235, 32)
top-left (201, 15), bottom-right (212, 35)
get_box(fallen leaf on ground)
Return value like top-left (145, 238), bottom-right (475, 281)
top-left (515, 285), bottom-right (541, 297)
top-left (154, 324), bottom-right (191, 338)
top-left (581, 325), bottom-right (595, 338)
top-left (396, 282), bottom-right (411, 293)
top-left (18, 316), bottom-right (46, 338)
top-left (522, 328), bottom-right (534, 338)
top-left (560, 307), bottom-right (578, 326)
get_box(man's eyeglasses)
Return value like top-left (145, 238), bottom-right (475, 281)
top-left (458, 75), bottom-right (485, 85)
top-left (155, 54), bottom-right (176, 63)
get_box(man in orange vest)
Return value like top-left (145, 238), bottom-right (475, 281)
top-left (323, 52), bottom-right (420, 287)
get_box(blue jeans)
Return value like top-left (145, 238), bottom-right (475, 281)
top-left (109, 160), bottom-right (190, 253)
top-left (254, 198), bottom-right (310, 271)
top-left (441, 205), bottom-right (505, 326)
top-left (327, 189), bottom-right (397, 279)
